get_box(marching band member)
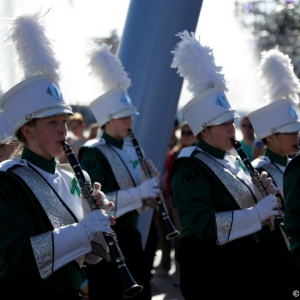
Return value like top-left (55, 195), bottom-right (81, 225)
top-left (284, 139), bottom-right (300, 274)
top-left (78, 43), bottom-right (158, 300)
top-left (249, 48), bottom-right (300, 296)
top-left (170, 31), bottom-right (281, 299)
top-left (0, 11), bottom-right (114, 299)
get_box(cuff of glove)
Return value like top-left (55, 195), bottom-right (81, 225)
top-left (216, 208), bottom-right (262, 245)
top-left (229, 208), bottom-right (262, 242)
top-left (53, 223), bottom-right (92, 272)
top-left (113, 188), bottom-right (143, 218)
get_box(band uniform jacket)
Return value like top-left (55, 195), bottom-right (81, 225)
top-left (0, 148), bottom-right (101, 292)
top-left (170, 140), bottom-right (260, 290)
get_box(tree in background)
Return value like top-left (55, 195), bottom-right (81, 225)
top-left (235, 0), bottom-right (300, 77)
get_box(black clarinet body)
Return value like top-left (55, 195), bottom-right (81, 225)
top-left (128, 129), bottom-right (180, 240)
top-left (231, 138), bottom-right (290, 251)
top-left (62, 141), bottom-right (143, 298)
top-left (231, 139), bottom-right (267, 196)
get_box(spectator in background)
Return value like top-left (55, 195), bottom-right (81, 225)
top-left (68, 112), bottom-right (88, 155)
top-left (252, 139), bottom-right (266, 160)
top-left (87, 122), bottom-right (100, 140)
top-left (169, 118), bottom-right (180, 150)
top-left (239, 116), bottom-right (255, 161)
top-left (239, 115), bottom-right (265, 161)
top-left (58, 112), bottom-right (88, 163)
top-left (157, 121), bottom-right (196, 285)
top-left (239, 116), bottom-right (254, 160)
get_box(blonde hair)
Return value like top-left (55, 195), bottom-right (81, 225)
top-left (172, 121), bottom-right (195, 153)
top-left (67, 112), bottom-right (85, 126)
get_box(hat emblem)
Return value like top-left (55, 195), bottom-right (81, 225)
top-left (120, 93), bottom-right (132, 106)
top-left (47, 82), bottom-right (62, 100)
top-left (288, 104), bottom-right (298, 119)
top-left (215, 94), bottom-right (229, 108)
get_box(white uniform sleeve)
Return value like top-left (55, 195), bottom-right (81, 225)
top-left (106, 188), bottom-right (144, 218)
top-left (215, 208), bottom-right (261, 246)
top-left (53, 223), bottom-right (92, 273)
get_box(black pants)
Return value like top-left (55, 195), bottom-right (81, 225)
top-left (255, 230), bottom-right (300, 299)
top-left (0, 279), bottom-right (81, 300)
top-left (177, 236), bottom-right (257, 299)
top-left (86, 227), bottom-right (152, 300)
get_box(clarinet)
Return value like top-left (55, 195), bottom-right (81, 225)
top-left (128, 129), bottom-right (180, 240)
top-left (231, 138), bottom-right (290, 251)
top-left (61, 141), bottom-right (143, 298)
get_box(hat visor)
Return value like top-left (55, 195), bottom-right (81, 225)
top-left (193, 110), bottom-right (239, 136)
top-left (208, 110), bottom-right (240, 126)
top-left (276, 122), bottom-right (300, 134)
top-left (34, 106), bottom-right (74, 119)
top-left (13, 106), bottom-right (73, 134)
top-left (112, 108), bottom-right (139, 120)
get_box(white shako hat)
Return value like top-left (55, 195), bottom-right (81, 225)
top-left (0, 75), bottom-right (72, 135)
top-left (171, 31), bottom-right (239, 137)
top-left (0, 10), bottom-right (73, 135)
top-left (87, 43), bottom-right (139, 128)
top-left (248, 48), bottom-right (300, 140)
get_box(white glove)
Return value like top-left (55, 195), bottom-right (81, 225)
top-left (52, 212), bottom-right (110, 276)
top-left (253, 194), bottom-right (278, 222)
top-left (80, 209), bottom-right (111, 240)
top-left (138, 178), bottom-right (160, 199)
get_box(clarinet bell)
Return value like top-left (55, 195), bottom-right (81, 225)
top-left (118, 266), bottom-right (143, 298)
top-left (123, 284), bottom-right (143, 299)
top-left (103, 232), bottom-right (143, 298)
top-left (166, 230), bottom-right (180, 240)
top-left (165, 217), bottom-right (180, 240)
top-left (158, 199), bottom-right (180, 240)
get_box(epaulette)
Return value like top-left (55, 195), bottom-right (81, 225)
top-left (83, 138), bottom-right (106, 148)
top-left (251, 155), bottom-right (270, 169)
top-left (178, 146), bottom-right (196, 158)
top-left (0, 157), bottom-right (27, 171)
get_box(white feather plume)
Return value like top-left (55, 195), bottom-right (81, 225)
top-left (87, 43), bottom-right (131, 92)
top-left (171, 30), bottom-right (228, 96)
top-left (258, 47), bottom-right (300, 104)
top-left (6, 9), bottom-right (60, 83)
